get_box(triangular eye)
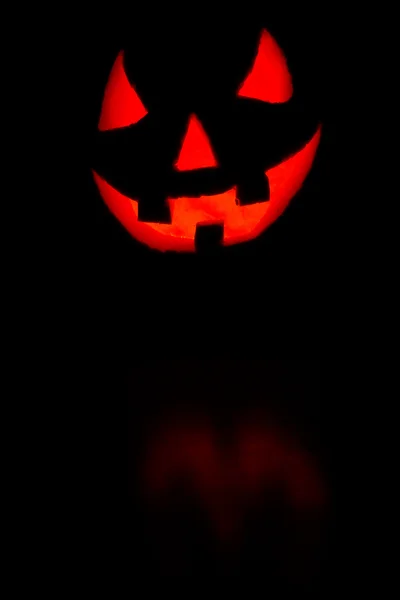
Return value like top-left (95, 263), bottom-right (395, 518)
top-left (174, 114), bottom-right (218, 171)
top-left (237, 29), bottom-right (293, 104)
top-left (98, 51), bottom-right (148, 131)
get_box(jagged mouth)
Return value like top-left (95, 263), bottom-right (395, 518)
top-left (91, 124), bottom-right (321, 252)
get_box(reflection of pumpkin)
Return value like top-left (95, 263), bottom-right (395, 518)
top-left (141, 415), bottom-right (327, 578)
top-left (92, 28), bottom-right (321, 252)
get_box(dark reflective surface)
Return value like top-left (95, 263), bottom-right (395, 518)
top-left (127, 360), bottom-right (334, 588)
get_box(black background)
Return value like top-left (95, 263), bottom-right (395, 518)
top-left (61, 2), bottom-right (341, 590)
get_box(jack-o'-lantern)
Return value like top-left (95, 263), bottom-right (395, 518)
top-left (92, 22), bottom-right (321, 252)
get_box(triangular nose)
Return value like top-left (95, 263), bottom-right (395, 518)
top-left (174, 114), bottom-right (218, 171)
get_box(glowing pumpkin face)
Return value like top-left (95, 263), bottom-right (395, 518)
top-left (92, 26), bottom-right (321, 252)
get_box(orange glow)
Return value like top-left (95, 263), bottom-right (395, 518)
top-left (238, 29), bottom-right (293, 103)
top-left (143, 418), bottom-right (326, 543)
top-left (174, 114), bottom-right (218, 171)
top-left (93, 30), bottom-right (320, 252)
top-left (93, 128), bottom-right (320, 252)
top-left (98, 53), bottom-right (148, 131)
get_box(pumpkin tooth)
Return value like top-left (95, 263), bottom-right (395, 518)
top-left (195, 223), bottom-right (224, 253)
top-left (137, 195), bottom-right (172, 224)
top-left (236, 172), bottom-right (270, 205)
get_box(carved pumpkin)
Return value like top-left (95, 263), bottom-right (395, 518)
top-left (92, 25), bottom-right (321, 252)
